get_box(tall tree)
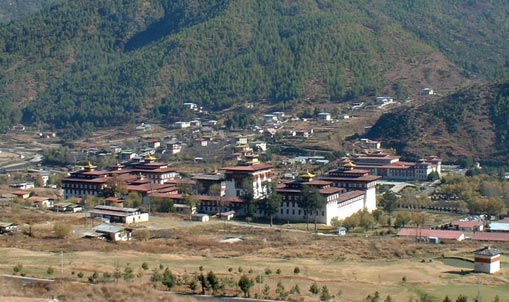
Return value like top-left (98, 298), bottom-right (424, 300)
top-left (300, 185), bottom-right (326, 232)
top-left (238, 274), bottom-right (254, 298)
top-left (264, 182), bottom-right (282, 227)
top-left (241, 177), bottom-right (256, 218)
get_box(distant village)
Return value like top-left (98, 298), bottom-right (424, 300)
top-left (1, 92), bottom-right (509, 251)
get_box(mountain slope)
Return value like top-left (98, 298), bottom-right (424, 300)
top-left (367, 82), bottom-right (509, 162)
top-left (0, 0), bottom-right (56, 23)
top-left (0, 0), bottom-right (508, 135)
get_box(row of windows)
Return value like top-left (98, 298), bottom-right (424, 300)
top-left (279, 209), bottom-right (324, 216)
top-left (65, 189), bottom-right (99, 196)
top-left (63, 183), bottom-right (101, 190)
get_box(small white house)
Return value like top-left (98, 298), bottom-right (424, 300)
top-left (191, 213), bottom-right (210, 222)
top-left (175, 121), bottom-right (191, 129)
top-left (318, 112), bottom-right (332, 121)
top-left (474, 246), bottom-right (500, 274)
top-left (421, 88), bottom-right (434, 95)
top-left (376, 96), bottom-right (394, 106)
top-left (167, 143), bottom-right (182, 154)
top-left (93, 224), bottom-right (132, 241)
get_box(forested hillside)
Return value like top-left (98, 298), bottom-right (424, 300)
top-left (0, 0), bottom-right (508, 135)
top-left (0, 0), bottom-right (56, 23)
top-left (367, 82), bottom-right (509, 162)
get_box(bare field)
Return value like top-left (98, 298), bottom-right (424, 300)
top-left (1, 208), bottom-right (508, 302)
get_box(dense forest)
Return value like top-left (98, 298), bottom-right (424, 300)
top-left (0, 0), bottom-right (56, 23)
top-left (367, 81), bottom-right (509, 162)
top-left (0, 0), bottom-right (508, 135)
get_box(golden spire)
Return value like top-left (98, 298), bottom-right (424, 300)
top-left (145, 154), bottom-right (156, 162)
top-left (85, 162), bottom-right (97, 170)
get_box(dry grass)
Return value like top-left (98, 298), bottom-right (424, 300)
top-left (1, 208), bottom-right (508, 301)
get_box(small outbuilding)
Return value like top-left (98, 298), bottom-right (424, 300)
top-left (474, 246), bottom-right (500, 274)
top-left (0, 222), bottom-right (17, 234)
top-left (191, 213), bottom-right (209, 222)
top-left (92, 224), bottom-right (132, 241)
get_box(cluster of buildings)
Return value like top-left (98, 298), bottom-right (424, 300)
top-left (59, 153), bottom-right (381, 226)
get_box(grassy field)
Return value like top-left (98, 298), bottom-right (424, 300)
top-left (0, 208), bottom-right (508, 302)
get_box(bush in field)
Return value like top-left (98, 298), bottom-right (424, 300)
top-left (13, 264), bottom-right (23, 274)
top-left (47, 267), bottom-right (54, 276)
top-left (320, 285), bottom-right (332, 301)
top-left (309, 282), bottom-right (319, 295)
top-left (53, 223), bottom-right (72, 239)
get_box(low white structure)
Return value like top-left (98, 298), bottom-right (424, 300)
top-left (318, 112), bottom-right (332, 121)
top-left (90, 205), bottom-right (149, 224)
top-left (474, 246), bottom-right (500, 274)
top-left (191, 214), bottom-right (210, 222)
top-left (92, 224), bottom-right (132, 241)
top-left (421, 88), bottom-right (434, 95)
top-left (375, 96), bottom-right (394, 106)
top-left (0, 222), bottom-right (17, 234)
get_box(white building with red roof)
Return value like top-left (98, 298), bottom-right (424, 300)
top-left (351, 152), bottom-right (441, 181)
top-left (62, 156), bottom-right (178, 199)
top-left (276, 171), bottom-right (371, 225)
top-left (222, 157), bottom-right (273, 200)
top-left (320, 161), bottom-right (380, 212)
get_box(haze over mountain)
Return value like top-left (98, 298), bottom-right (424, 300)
top-left (0, 0), bottom-right (56, 23)
top-left (0, 0), bottom-right (508, 150)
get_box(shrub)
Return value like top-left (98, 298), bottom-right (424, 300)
top-left (264, 268), bottom-right (272, 275)
top-left (47, 267), bottom-right (54, 276)
top-left (77, 272), bottom-right (84, 279)
top-left (141, 262), bottom-right (149, 270)
top-left (293, 267), bottom-right (300, 274)
top-left (309, 282), bottom-right (319, 295)
top-left (276, 268), bottom-right (281, 274)
top-left (53, 223), bottom-right (72, 239)
top-left (13, 264), bottom-right (23, 274)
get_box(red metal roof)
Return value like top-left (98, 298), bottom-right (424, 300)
top-left (397, 228), bottom-right (464, 241)
top-left (338, 191), bottom-right (365, 203)
top-left (472, 232), bottom-right (509, 242)
top-left (451, 220), bottom-right (484, 228)
top-left (222, 164), bottom-right (273, 172)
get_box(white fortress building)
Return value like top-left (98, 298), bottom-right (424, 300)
top-left (276, 162), bottom-right (380, 225)
top-left (222, 157), bottom-right (273, 200)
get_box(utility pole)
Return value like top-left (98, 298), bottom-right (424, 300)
top-left (60, 251), bottom-right (64, 277)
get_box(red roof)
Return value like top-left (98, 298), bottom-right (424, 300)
top-left (338, 191), bottom-right (365, 203)
top-left (320, 175), bottom-right (380, 182)
top-left (222, 164), bottom-right (273, 172)
top-left (451, 220), bottom-right (484, 228)
top-left (29, 196), bottom-right (51, 203)
top-left (62, 178), bottom-right (109, 184)
top-left (12, 190), bottom-right (31, 196)
top-left (397, 228), bottom-right (464, 241)
top-left (472, 232), bottom-right (509, 242)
